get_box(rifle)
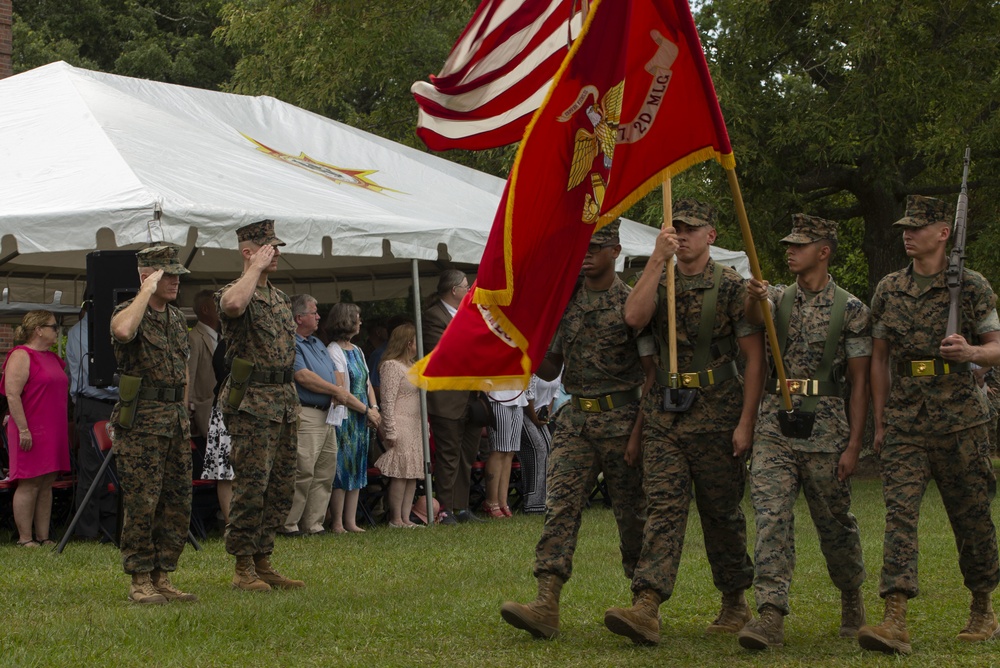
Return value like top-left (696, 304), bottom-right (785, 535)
top-left (945, 147), bottom-right (971, 337)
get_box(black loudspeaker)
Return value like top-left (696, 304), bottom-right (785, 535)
top-left (86, 250), bottom-right (140, 388)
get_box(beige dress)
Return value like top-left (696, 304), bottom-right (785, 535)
top-left (374, 359), bottom-right (423, 479)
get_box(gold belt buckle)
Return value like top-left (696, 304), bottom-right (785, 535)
top-left (578, 397), bottom-right (600, 413)
top-left (785, 379), bottom-right (805, 395)
top-left (679, 372), bottom-right (701, 388)
top-left (910, 360), bottom-right (935, 377)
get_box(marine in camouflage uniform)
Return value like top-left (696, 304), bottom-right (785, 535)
top-left (738, 215), bottom-right (869, 650)
top-left (218, 219), bottom-right (303, 591)
top-left (500, 220), bottom-right (654, 640)
top-left (110, 245), bottom-right (196, 604)
top-left (605, 199), bottom-right (765, 645)
top-left (859, 195), bottom-right (1000, 655)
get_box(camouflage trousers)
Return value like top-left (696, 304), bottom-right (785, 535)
top-left (878, 424), bottom-right (999, 598)
top-left (225, 413), bottom-right (297, 557)
top-left (750, 437), bottom-right (865, 614)
top-left (116, 426), bottom-right (192, 574)
top-left (631, 426), bottom-right (753, 600)
top-left (533, 430), bottom-right (646, 582)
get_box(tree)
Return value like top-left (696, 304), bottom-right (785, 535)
top-left (216, 0), bottom-right (514, 177)
top-left (12, 0), bottom-right (237, 90)
top-left (695, 0), bottom-right (1000, 299)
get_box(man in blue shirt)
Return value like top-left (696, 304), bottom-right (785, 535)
top-left (283, 294), bottom-right (367, 535)
top-left (66, 304), bottom-right (120, 541)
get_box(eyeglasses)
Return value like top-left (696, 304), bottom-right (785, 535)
top-left (454, 283), bottom-right (470, 292)
top-left (586, 242), bottom-right (617, 255)
top-left (299, 311), bottom-right (320, 317)
top-left (38, 324), bottom-right (58, 330)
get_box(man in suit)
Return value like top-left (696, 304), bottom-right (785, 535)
top-left (188, 290), bottom-right (220, 443)
top-left (423, 270), bottom-right (484, 525)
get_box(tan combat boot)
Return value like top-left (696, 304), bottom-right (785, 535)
top-left (253, 554), bottom-right (305, 589)
top-left (604, 589), bottom-right (662, 645)
top-left (500, 573), bottom-right (563, 639)
top-left (129, 572), bottom-right (168, 605)
top-left (706, 590), bottom-right (752, 634)
top-left (840, 588), bottom-right (866, 638)
top-left (857, 592), bottom-right (911, 655)
top-left (957, 591), bottom-right (1000, 642)
top-left (151, 570), bottom-right (198, 602)
top-left (738, 604), bottom-right (784, 650)
top-left (232, 555), bottom-right (272, 592)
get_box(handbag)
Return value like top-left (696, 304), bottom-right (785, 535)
top-left (468, 391), bottom-right (495, 428)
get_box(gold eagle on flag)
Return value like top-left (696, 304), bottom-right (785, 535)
top-left (566, 81), bottom-right (625, 191)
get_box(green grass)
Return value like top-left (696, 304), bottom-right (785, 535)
top-left (4, 478), bottom-right (1000, 667)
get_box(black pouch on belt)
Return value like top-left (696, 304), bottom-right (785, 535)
top-left (662, 387), bottom-right (697, 413)
top-left (778, 409), bottom-right (816, 439)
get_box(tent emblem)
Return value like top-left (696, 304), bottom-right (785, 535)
top-left (243, 134), bottom-right (405, 195)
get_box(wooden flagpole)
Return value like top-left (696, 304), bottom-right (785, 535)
top-left (662, 179), bottom-right (678, 378)
top-left (725, 167), bottom-right (792, 411)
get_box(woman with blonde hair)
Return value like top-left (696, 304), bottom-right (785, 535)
top-left (3, 310), bottom-right (70, 546)
top-left (374, 323), bottom-right (423, 528)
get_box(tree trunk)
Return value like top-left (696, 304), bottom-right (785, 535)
top-left (858, 187), bottom-right (907, 301)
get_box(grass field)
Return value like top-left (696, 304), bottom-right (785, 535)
top-left (4, 477), bottom-right (1000, 667)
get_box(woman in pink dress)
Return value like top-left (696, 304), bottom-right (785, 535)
top-left (4, 310), bottom-right (70, 547)
top-left (374, 324), bottom-right (424, 528)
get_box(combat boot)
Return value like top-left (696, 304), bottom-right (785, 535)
top-left (253, 554), bottom-right (305, 589)
top-left (151, 570), bottom-right (198, 602)
top-left (128, 572), bottom-right (168, 605)
top-left (957, 591), bottom-right (1000, 642)
top-left (857, 592), bottom-right (911, 655)
top-left (500, 573), bottom-right (563, 639)
top-left (840, 588), bottom-right (865, 638)
top-left (232, 555), bottom-right (272, 592)
top-left (738, 604), bottom-right (784, 650)
top-left (604, 589), bottom-right (662, 645)
top-left (706, 590), bottom-right (752, 634)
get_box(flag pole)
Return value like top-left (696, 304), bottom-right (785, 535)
top-left (725, 167), bottom-right (792, 411)
top-left (662, 179), bottom-right (678, 381)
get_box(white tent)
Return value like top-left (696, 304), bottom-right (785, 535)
top-left (0, 62), bottom-right (748, 308)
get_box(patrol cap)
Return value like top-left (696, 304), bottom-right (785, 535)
top-left (236, 219), bottom-right (286, 246)
top-left (672, 198), bottom-right (716, 228)
top-left (780, 214), bottom-right (839, 245)
top-left (591, 219), bottom-right (621, 245)
top-left (893, 195), bottom-right (953, 228)
top-left (136, 245), bottom-right (190, 275)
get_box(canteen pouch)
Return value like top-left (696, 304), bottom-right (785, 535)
top-left (116, 374), bottom-right (142, 430)
top-left (778, 410), bottom-right (816, 439)
top-left (225, 357), bottom-right (255, 411)
top-left (662, 387), bottom-right (697, 413)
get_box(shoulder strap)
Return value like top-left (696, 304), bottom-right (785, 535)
top-left (691, 263), bottom-right (725, 371)
top-left (801, 286), bottom-right (850, 412)
top-left (776, 284), bottom-right (797, 357)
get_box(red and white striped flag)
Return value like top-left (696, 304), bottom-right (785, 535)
top-left (411, 0), bottom-right (583, 151)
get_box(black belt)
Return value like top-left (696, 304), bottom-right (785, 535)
top-left (895, 359), bottom-right (971, 378)
top-left (767, 377), bottom-right (841, 397)
top-left (570, 387), bottom-right (641, 413)
top-left (79, 395), bottom-right (117, 406)
top-left (300, 402), bottom-right (331, 411)
top-left (655, 360), bottom-right (738, 389)
top-left (137, 386), bottom-right (185, 402)
top-left (251, 368), bottom-right (294, 384)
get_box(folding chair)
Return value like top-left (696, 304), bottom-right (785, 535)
top-left (507, 456), bottom-right (524, 511)
top-left (189, 441), bottom-right (218, 540)
top-left (0, 428), bottom-right (13, 531)
top-left (358, 467), bottom-right (388, 527)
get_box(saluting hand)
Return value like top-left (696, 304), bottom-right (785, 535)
top-left (140, 269), bottom-right (165, 294)
top-left (250, 244), bottom-right (276, 273)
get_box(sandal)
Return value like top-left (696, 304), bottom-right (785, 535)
top-left (37, 539), bottom-right (56, 546)
top-left (480, 501), bottom-right (506, 519)
top-left (500, 505), bottom-right (513, 518)
top-left (16, 540), bottom-right (40, 548)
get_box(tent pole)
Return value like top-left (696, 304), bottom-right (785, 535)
top-left (412, 259), bottom-right (435, 526)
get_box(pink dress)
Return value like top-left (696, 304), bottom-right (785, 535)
top-left (374, 359), bottom-right (424, 479)
top-left (3, 345), bottom-right (70, 480)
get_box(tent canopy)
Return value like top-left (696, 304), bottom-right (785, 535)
top-left (0, 62), bottom-right (748, 306)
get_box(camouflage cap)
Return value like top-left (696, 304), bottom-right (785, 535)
top-left (591, 219), bottom-right (621, 245)
top-left (780, 213), bottom-right (838, 244)
top-left (136, 244), bottom-right (190, 275)
top-left (893, 195), bottom-right (953, 228)
top-left (672, 198), bottom-right (716, 228)
top-left (236, 219), bottom-right (286, 246)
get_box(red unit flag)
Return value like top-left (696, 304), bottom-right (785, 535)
top-left (413, 0), bottom-right (735, 391)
